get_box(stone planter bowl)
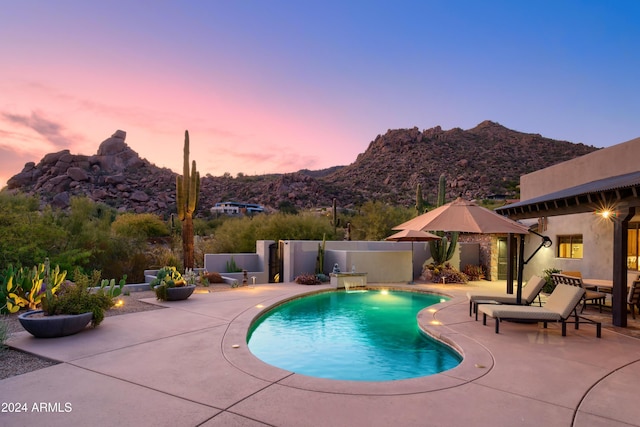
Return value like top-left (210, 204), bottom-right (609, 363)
top-left (18, 310), bottom-right (93, 338)
top-left (165, 284), bottom-right (196, 301)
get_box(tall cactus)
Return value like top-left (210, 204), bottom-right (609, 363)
top-left (415, 183), bottom-right (425, 214)
top-left (177, 130), bottom-right (200, 270)
top-left (436, 173), bottom-right (446, 207)
top-left (330, 198), bottom-right (341, 237)
top-left (429, 174), bottom-right (458, 265)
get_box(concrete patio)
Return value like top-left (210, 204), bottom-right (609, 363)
top-left (3, 281), bottom-right (640, 427)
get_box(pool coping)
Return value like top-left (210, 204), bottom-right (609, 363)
top-left (223, 285), bottom-right (494, 396)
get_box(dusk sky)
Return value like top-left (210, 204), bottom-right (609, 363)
top-left (1, 1), bottom-right (639, 189)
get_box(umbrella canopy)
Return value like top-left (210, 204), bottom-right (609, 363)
top-left (385, 229), bottom-right (442, 242)
top-left (394, 197), bottom-right (530, 234)
top-left (386, 229), bottom-right (441, 283)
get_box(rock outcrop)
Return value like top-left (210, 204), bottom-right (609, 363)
top-left (7, 130), bottom-right (176, 212)
top-left (4, 122), bottom-right (600, 214)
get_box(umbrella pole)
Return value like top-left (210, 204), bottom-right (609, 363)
top-left (409, 241), bottom-right (415, 284)
top-left (516, 235), bottom-right (525, 304)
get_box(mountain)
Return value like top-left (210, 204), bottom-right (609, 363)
top-left (3, 122), bottom-right (599, 215)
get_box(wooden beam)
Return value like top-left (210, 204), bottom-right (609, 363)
top-left (612, 207), bottom-right (635, 327)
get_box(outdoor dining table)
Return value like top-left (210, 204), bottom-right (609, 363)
top-left (582, 278), bottom-right (619, 293)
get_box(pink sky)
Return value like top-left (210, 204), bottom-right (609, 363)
top-left (2, 1), bottom-right (639, 190)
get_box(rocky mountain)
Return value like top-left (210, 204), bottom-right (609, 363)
top-left (4, 121), bottom-right (599, 215)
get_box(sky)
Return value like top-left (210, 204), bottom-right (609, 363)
top-left (1, 0), bottom-right (639, 189)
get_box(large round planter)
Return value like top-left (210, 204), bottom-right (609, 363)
top-left (165, 284), bottom-right (196, 301)
top-left (18, 310), bottom-right (93, 338)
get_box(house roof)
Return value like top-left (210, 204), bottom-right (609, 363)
top-left (496, 170), bottom-right (640, 219)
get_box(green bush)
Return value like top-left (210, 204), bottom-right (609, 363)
top-left (542, 268), bottom-right (562, 293)
top-left (41, 281), bottom-right (114, 327)
top-left (111, 213), bottom-right (170, 239)
top-left (0, 317), bottom-right (8, 351)
top-left (211, 213), bottom-right (334, 253)
top-left (349, 201), bottom-right (414, 241)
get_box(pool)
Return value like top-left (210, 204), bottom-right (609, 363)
top-left (247, 289), bottom-right (461, 381)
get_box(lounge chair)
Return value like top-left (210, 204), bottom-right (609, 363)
top-left (628, 280), bottom-right (640, 319)
top-left (478, 284), bottom-right (601, 337)
top-left (551, 273), bottom-right (607, 313)
top-left (467, 275), bottom-right (545, 318)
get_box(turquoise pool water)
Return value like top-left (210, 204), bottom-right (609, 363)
top-left (247, 289), bottom-right (461, 381)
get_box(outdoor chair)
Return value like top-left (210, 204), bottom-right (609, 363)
top-left (478, 284), bottom-right (601, 337)
top-left (628, 280), bottom-right (640, 319)
top-left (467, 275), bottom-right (545, 318)
top-left (551, 273), bottom-right (607, 313)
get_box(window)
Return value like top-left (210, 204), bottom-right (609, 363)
top-left (629, 224), bottom-right (639, 271)
top-left (557, 235), bottom-right (583, 259)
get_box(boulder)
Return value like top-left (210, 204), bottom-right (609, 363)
top-left (130, 190), bottom-right (150, 202)
top-left (67, 167), bottom-right (89, 182)
top-left (52, 192), bottom-right (71, 209)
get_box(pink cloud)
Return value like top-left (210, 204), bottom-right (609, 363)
top-left (2, 111), bottom-right (75, 148)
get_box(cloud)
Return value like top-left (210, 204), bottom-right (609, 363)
top-left (2, 110), bottom-right (74, 148)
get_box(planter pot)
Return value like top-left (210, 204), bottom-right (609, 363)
top-left (165, 284), bottom-right (196, 301)
top-left (18, 310), bottom-right (93, 338)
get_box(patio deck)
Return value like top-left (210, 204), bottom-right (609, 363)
top-left (3, 280), bottom-right (640, 427)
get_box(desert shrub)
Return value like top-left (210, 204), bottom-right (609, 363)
top-left (424, 262), bottom-right (468, 284)
top-left (0, 317), bottom-right (7, 351)
top-left (146, 244), bottom-right (182, 270)
top-left (463, 264), bottom-right (485, 281)
top-left (211, 213), bottom-right (333, 253)
top-left (349, 201), bottom-right (414, 241)
top-left (295, 273), bottom-right (321, 285)
top-left (111, 213), bottom-right (169, 239)
top-left (0, 194), bottom-right (67, 267)
top-left (203, 272), bottom-right (225, 283)
top-left (41, 281), bottom-right (114, 327)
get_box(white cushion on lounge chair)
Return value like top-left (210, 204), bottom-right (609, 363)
top-left (480, 284), bottom-right (584, 321)
top-left (478, 285), bottom-right (601, 337)
top-left (467, 275), bottom-right (545, 304)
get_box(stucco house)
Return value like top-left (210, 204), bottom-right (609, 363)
top-left (497, 136), bottom-right (640, 327)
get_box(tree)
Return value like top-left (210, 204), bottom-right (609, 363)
top-left (350, 201), bottom-right (413, 241)
top-left (176, 131), bottom-right (200, 270)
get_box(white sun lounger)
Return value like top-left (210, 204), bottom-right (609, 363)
top-left (478, 284), bottom-right (601, 337)
top-left (466, 275), bottom-right (545, 318)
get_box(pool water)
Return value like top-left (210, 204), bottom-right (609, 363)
top-left (247, 289), bottom-right (461, 381)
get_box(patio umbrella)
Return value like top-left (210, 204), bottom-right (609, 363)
top-left (386, 229), bottom-right (441, 283)
top-left (393, 197), bottom-right (530, 234)
top-left (393, 197), bottom-right (530, 297)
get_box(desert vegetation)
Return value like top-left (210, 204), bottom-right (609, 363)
top-left (0, 192), bottom-right (415, 284)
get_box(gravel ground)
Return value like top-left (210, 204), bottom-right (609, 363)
top-left (0, 285), bottom-right (233, 380)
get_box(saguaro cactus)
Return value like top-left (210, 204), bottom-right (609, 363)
top-left (415, 183), bottom-right (426, 214)
top-left (330, 198), bottom-right (341, 237)
top-left (177, 130), bottom-right (200, 270)
top-left (429, 174), bottom-right (458, 264)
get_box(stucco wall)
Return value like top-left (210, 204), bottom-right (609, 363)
top-left (326, 250), bottom-right (412, 283)
top-left (280, 240), bottom-right (432, 283)
top-left (520, 136), bottom-right (640, 200)
top-left (522, 213), bottom-right (614, 280)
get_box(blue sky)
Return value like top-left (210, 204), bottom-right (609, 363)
top-left (1, 0), bottom-right (638, 188)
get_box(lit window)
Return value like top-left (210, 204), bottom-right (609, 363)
top-left (629, 225), bottom-right (639, 271)
top-left (557, 235), bottom-right (583, 259)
